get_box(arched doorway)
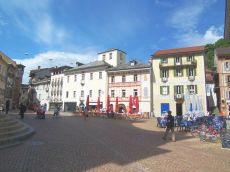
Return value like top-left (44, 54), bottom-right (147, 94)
top-left (118, 104), bottom-right (126, 113)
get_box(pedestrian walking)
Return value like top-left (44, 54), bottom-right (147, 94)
top-left (19, 103), bottom-right (27, 119)
top-left (162, 110), bottom-right (176, 142)
top-left (5, 100), bottom-right (10, 114)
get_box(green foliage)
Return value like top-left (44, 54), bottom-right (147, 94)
top-left (205, 39), bottom-right (230, 69)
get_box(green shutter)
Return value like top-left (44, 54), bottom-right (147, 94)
top-left (160, 86), bottom-right (163, 95)
top-left (167, 70), bottom-right (169, 77)
top-left (195, 85), bottom-right (198, 94)
top-left (180, 57), bottom-right (182, 64)
top-left (174, 86), bottom-right (176, 94)
top-left (181, 68), bottom-right (184, 77)
top-left (174, 57), bottom-right (176, 65)
top-left (167, 86), bottom-right (170, 95)
top-left (160, 70), bottom-right (162, 78)
top-left (187, 85), bottom-right (190, 93)
top-left (160, 58), bottom-right (163, 64)
top-left (186, 67), bottom-right (188, 76)
top-left (194, 68), bottom-right (197, 76)
top-left (174, 69), bottom-right (176, 77)
top-left (182, 85), bottom-right (184, 93)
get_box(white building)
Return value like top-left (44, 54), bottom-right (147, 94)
top-left (49, 66), bottom-right (72, 111)
top-left (62, 49), bottom-right (126, 112)
top-left (107, 60), bottom-right (150, 114)
top-left (29, 66), bottom-right (53, 109)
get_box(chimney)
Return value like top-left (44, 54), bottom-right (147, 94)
top-left (38, 66), bottom-right (41, 70)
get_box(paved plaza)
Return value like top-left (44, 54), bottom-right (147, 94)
top-left (0, 112), bottom-right (229, 172)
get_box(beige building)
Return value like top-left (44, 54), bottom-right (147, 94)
top-left (215, 47), bottom-right (230, 115)
top-left (0, 51), bottom-right (18, 110)
top-left (150, 46), bottom-right (207, 117)
top-left (0, 53), bottom-right (8, 108)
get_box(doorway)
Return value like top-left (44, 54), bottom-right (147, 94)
top-left (176, 103), bottom-right (183, 116)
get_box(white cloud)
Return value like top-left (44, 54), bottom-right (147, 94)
top-left (13, 50), bottom-right (98, 84)
top-left (175, 26), bottom-right (223, 46)
top-left (168, 0), bottom-right (221, 46)
top-left (0, 0), bottom-right (68, 45)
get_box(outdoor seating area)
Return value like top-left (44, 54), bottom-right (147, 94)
top-left (156, 114), bottom-right (230, 148)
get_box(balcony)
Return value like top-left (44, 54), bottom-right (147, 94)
top-left (188, 75), bottom-right (195, 81)
top-left (174, 93), bottom-right (184, 101)
top-left (161, 77), bottom-right (168, 82)
top-left (81, 80), bottom-right (85, 86)
top-left (159, 60), bottom-right (197, 69)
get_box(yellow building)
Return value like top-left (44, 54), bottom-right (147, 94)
top-left (150, 46), bottom-right (207, 117)
top-left (0, 53), bottom-right (8, 107)
top-left (0, 51), bottom-right (18, 110)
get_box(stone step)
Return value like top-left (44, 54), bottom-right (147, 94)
top-left (0, 116), bottom-right (35, 149)
top-left (0, 119), bottom-right (18, 127)
top-left (0, 123), bottom-right (23, 132)
top-left (0, 127), bottom-right (35, 149)
top-left (0, 125), bottom-right (29, 139)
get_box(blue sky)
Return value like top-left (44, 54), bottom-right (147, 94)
top-left (0, 0), bottom-right (225, 83)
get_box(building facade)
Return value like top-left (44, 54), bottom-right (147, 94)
top-left (0, 52), bottom-right (18, 110)
top-left (63, 61), bottom-right (111, 112)
top-left (150, 46), bottom-right (207, 117)
top-left (215, 47), bottom-right (230, 115)
top-left (62, 49), bottom-right (126, 112)
top-left (107, 60), bottom-right (150, 114)
top-left (0, 54), bottom-right (8, 108)
top-left (49, 66), bottom-right (72, 111)
top-left (29, 66), bottom-right (53, 109)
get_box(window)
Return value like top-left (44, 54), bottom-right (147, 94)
top-left (81, 90), bottom-right (84, 97)
top-left (175, 68), bottom-right (182, 77)
top-left (188, 85), bottom-right (195, 94)
top-left (90, 73), bottom-right (93, 80)
top-left (134, 74), bottom-right (138, 82)
top-left (225, 62), bottom-right (230, 71)
top-left (188, 68), bottom-right (194, 76)
top-left (98, 90), bottom-right (101, 97)
top-left (67, 76), bottom-right (70, 83)
top-left (89, 90), bottom-right (92, 97)
top-left (111, 90), bottom-right (115, 98)
top-left (161, 70), bottom-right (168, 78)
top-left (226, 75), bottom-right (230, 83)
top-left (66, 91), bottom-right (69, 98)
top-left (175, 56), bottom-right (180, 63)
top-left (82, 73), bottom-right (85, 80)
top-left (133, 89), bottom-right (138, 96)
top-left (109, 53), bottom-right (112, 59)
top-left (102, 54), bottom-right (106, 60)
top-left (99, 72), bottom-right (102, 79)
top-left (160, 86), bottom-right (169, 95)
top-left (122, 90), bottom-right (126, 97)
top-left (175, 85), bottom-right (183, 94)
top-left (226, 91), bottom-right (230, 100)
top-left (122, 75), bottom-right (126, 82)
top-left (74, 75), bottom-right (77, 82)
top-left (73, 91), bottom-right (76, 98)
top-left (187, 56), bottom-right (193, 62)
top-left (120, 53), bottom-right (123, 61)
top-left (111, 76), bottom-right (115, 83)
top-left (162, 58), bottom-right (167, 63)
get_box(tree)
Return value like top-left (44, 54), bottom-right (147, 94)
top-left (205, 39), bottom-right (230, 69)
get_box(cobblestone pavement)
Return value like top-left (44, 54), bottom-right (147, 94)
top-left (0, 112), bottom-right (230, 172)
